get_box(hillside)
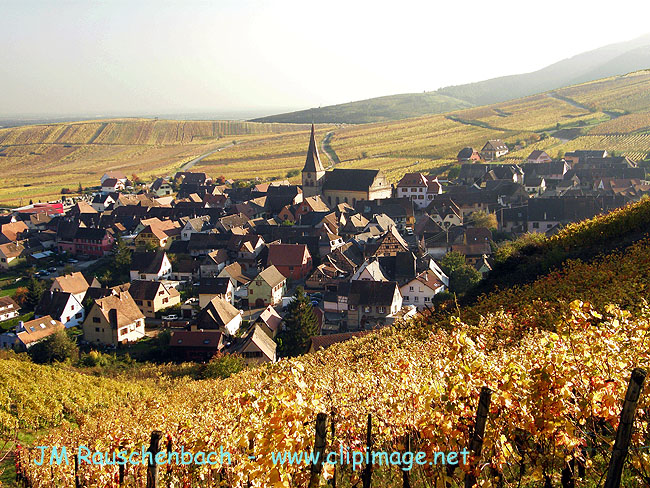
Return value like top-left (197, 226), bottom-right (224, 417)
top-left (0, 119), bottom-right (314, 206)
top-left (254, 33), bottom-right (650, 124)
top-left (9, 199), bottom-right (650, 487)
top-left (193, 71), bottom-right (650, 187)
top-left (251, 92), bottom-right (473, 124)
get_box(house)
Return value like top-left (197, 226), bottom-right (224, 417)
top-left (247, 266), bottom-right (287, 308)
top-left (195, 296), bottom-right (242, 335)
top-left (51, 272), bottom-right (93, 303)
top-left (399, 270), bottom-right (445, 311)
top-left (480, 140), bottom-right (509, 160)
top-left (151, 178), bottom-right (173, 197)
top-left (267, 243), bottom-right (313, 280)
top-left (253, 305), bottom-right (282, 338)
top-left (227, 324), bottom-right (277, 364)
top-left (0, 221), bottom-right (29, 244)
top-left (526, 150), bottom-right (553, 164)
top-left (129, 250), bottom-right (173, 281)
top-left (305, 263), bottom-right (346, 290)
top-left (91, 193), bottom-right (116, 212)
top-left (35, 291), bottom-right (85, 328)
top-left (347, 280), bottom-right (403, 329)
top-left (82, 291), bottom-right (145, 346)
top-left (0, 242), bottom-right (24, 269)
top-left (127, 280), bottom-right (181, 318)
top-left (72, 227), bottom-right (115, 257)
top-left (218, 262), bottom-right (251, 298)
top-left (200, 249), bottom-right (229, 277)
top-left (396, 173), bottom-right (429, 209)
top-left (169, 329), bottom-right (225, 362)
top-left (100, 171), bottom-right (128, 186)
top-left (3, 316), bottom-right (65, 351)
top-left (101, 178), bottom-right (125, 193)
top-left (134, 218), bottom-right (181, 249)
top-left (457, 147), bottom-right (481, 162)
top-left (350, 260), bottom-right (388, 282)
top-left (198, 277), bottom-right (234, 308)
top-left (0, 297), bottom-right (19, 323)
top-left (524, 175), bottom-right (546, 196)
top-left (366, 226), bottom-right (410, 257)
top-left (521, 161), bottom-right (569, 181)
top-left (181, 216), bottom-right (211, 241)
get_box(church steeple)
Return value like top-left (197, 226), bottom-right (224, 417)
top-left (303, 124), bottom-right (324, 173)
top-left (301, 124), bottom-right (326, 197)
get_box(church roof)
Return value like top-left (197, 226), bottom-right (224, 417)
top-left (302, 124), bottom-right (324, 173)
top-left (322, 169), bottom-right (383, 192)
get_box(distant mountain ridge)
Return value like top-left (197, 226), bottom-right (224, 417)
top-left (253, 33), bottom-right (650, 124)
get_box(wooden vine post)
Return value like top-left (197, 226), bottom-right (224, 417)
top-left (604, 368), bottom-right (647, 488)
top-left (146, 431), bottom-right (163, 488)
top-left (464, 387), bottom-right (492, 488)
top-left (363, 414), bottom-right (373, 488)
top-left (308, 413), bottom-right (328, 488)
top-left (330, 415), bottom-right (337, 488)
top-left (402, 433), bottom-right (411, 488)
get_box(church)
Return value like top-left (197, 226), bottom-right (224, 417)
top-left (302, 125), bottom-right (392, 206)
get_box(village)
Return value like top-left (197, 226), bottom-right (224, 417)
top-left (0, 126), bottom-right (648, 364)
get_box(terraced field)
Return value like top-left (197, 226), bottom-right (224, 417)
top-left (0, 119), bottom-right (312, 205)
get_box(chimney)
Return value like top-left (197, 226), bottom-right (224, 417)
top-left (108, 309), bottom-right (118, 328)
top-left (15, 321), bottom-right (25, 333)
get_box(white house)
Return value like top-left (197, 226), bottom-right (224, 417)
top-left (350, 260), bottom-right (388, 282)
top-left (130, 251), bottom-right (173, 281)
top-left (400, 270), bottom-right (445, 310)
top-left (35, 291), bottom-right (85, 328)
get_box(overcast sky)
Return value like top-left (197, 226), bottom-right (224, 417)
top-left (1, 0), bottom-right (649, 118)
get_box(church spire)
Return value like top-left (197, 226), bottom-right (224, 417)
top-left (302, 123), bottom-right (324, 173)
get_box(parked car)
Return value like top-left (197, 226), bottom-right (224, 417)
top-left (67, 258), bottom-right (79, 263)
top-left (48, 266), bottom-right (57, 272)
top-left (162, 314), bottom-right (179, 321)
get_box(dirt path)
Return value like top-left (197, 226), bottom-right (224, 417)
top-left (320, 131), bottom-right (340, 169)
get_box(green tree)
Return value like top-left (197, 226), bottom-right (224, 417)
top-left (278, 287), bottom-right (319, 357)
top-left (449, 266), bottom-right (481, 295)
top-left (25, 278), bottom-right (47, 311)
top-left (468, 210), bottom-right (497, 230)
top-left (28, 329), bottom-right (79, 364)
top-left (201, 353), bottom-right (247, 379)
top-left (439, 251), bottom-right (482, 295)
top-left (112, 237), bottom-right (132, 283)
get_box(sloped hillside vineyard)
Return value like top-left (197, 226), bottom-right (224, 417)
top-left (11, 200), bottom-right (650, 487)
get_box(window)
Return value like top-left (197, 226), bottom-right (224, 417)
top-left (414, 296), bottom-right (419, 302)
top-left (532, 222), bottom-right (540, 229)
top-left (95, 327), bottom-right (100, 332)
top-left (92, 317), bottom-right (100, 323)
top-left (363, 306), bottom-right (371, 313)
top-left (424, 297), bottom-right (430, 302)
top-left (75, 312), bottom-right (83, 318)
top-left (409, 286), bottom-right (414, 291)
top-left (377, 306), bottom-right (386, 314)
top-left (163, 297), bottom-right (168, 303)
top-left (141, 274), bottom-right (146, 279)
top-left (147, 301), bottom-right (152, 306)
top-left (348, 304), bottom-right (356, 311)
top-left (403, 295), bottom-right (409, 301)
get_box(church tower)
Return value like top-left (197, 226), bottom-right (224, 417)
top-left (301, 124), bottom-right (325, 197)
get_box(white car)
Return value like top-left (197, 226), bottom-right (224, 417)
top-left (162, 314), bottom-right (179, 321)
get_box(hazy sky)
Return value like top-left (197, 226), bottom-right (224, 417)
top-left (1, 0), bottom-right (649, 117)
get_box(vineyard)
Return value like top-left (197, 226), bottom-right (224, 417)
top-left (9, 200), bottom-right (650, 487)
top-left (588, 111), bottom-right (650, 135)
top-left (0, 120), bottom-right (312, 205)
